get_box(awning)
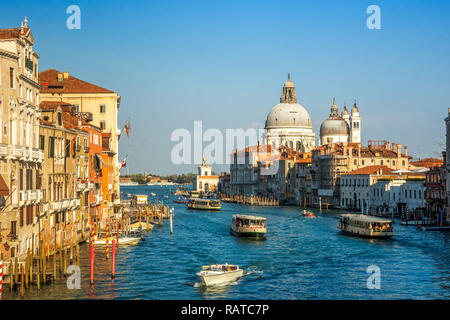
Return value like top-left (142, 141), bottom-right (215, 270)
top-left (96, 153), bottom-right (108, 167)
top-left (0, 174), bottom-right (10, 196)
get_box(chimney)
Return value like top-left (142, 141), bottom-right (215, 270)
top-left (397, 144), bottom-right (402, 158)
top-left (64, 71), bottom-right (69, 79)
top-left (387, 140), bottom-right (390, 150)
top-left (57, 73), bottom-right (63, 82)
top-left (404, 145), bottom-right (408, 157)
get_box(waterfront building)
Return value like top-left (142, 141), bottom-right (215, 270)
top-left (369, 175), bottom-right (426, 217)
top-left (310, 140), bottom-right (410, 207)
top-left (82, 122), bottom-right (104, 223)
top-left (101, 132), bottom-right (115, 220)
top-left (194, 157), bottom-right (219, 192)
top-left (264, 75), bottom-right (315, 152)
top-left (340, 165), bottom-right (394, 212)
top-left (230, 144), bottom-right (274, 196)
top-left (38, 69), bottom-right (121, 205)
top-left (218, 172), bottom-right (231, 195)
top-left (425, 153), bottom-right (446, 224)
top-left (0, 19), bottom-right (44, 260)
top-left (294, 156), bottom-right (312, 205)
top-left (319, 99), bottom-right (361, 145)
top-left (39, 101), bottom-right (90, 251)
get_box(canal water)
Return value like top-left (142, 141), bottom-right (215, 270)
top-left (4, 185), bottom-right (450, 300)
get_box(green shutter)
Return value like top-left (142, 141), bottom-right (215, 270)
top-left (49, 137), bottom-right (54, 158)
top-left (65, 139), bottom-right (70, 158)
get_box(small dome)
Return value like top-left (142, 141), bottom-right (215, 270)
top-left (320, 118), bottom-right (350, 136)
top-left (342, 105), bottom-right (349, 116)
top-left (352, 102), bottom-right (359, 113)
top-left (265, 103), bottom-right (312, 129)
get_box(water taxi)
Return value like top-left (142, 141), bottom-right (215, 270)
top-left (187, 198), bottom-right (221, 210)
top-left (196, 264), bottom-right (244, 286)
top-left (302, 210), bottom-right (315, 218)
top-left (338, 214), bottom-right (394, 238)
top-left (230, 215), bottom-right (267, 238)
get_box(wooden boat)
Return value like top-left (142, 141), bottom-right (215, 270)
top-left (302, 210), bottom-right (315, 218)
top-left (88, 234), bottom-right (142, 245)
top-left (230, 215), bottom-right (266, 238)
top-left (187, 198), bottom-right (221, 210)
top-left (338, 214), bottom-right (394, 238)
top-left (173, 198), bottom-right (188, 204)
top-left (129, 221), bottom-right (154, 232)
top-left (196, 264), bottom-right (243, 286)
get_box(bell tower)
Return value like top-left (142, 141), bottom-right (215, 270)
top-left (350, 101), bottom-right (361, 143)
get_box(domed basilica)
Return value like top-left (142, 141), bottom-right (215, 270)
top-left (264, 75), bottom-right (361, 151)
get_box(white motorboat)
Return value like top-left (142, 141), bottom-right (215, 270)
top-left (196, 264), bottom-right (243, 286)
top-left (88, 235), bottom-right (142, 245)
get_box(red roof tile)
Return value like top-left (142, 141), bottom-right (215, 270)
top-left (343, 165), bottom-right (394, 176)
top-left (39, 69), bottom-right (114, 94)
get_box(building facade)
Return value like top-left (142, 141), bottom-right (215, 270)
top-left (38, 69), bottom-right (121, 205)
top-left (0, 19), bottom-right (44, 260)
top-left (194, 157), bottom-right (219, 192)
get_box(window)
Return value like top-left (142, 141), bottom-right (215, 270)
top-left (20, 207), bottom-right (24, 227)
top-left (39, 135), bottom-right (45, 150)
top-left (9, 67), bottom-right (14, 88)
top-left (58, 112), bottom-right (62, 126)
top-left (380, 160), bottom-right (384, 165)
top-left (49, 136), bottom-right (55, 158)
top-left (100, 104), bottom-right (106, 113)
top-left (100, 121), bottom-right (106, 130)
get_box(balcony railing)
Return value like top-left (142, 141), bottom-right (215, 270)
top-left (0, 143), bottom-right (8, 157)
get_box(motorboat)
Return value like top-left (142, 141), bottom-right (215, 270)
top-left (196, 264), bottom-right (244, 286)
top-left (173, 197), bottom-right (189, 204)
top-left (88, 234), bottom-right (142, 245)
top-left (230, 215), bottom-right (267, 238)
top-left (338, 214), bottom-right (394, 238)
top-left (302, 210), bottom-right (315, 218)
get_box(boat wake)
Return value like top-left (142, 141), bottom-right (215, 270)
top-left (244, 268), bottom-right (264, 276)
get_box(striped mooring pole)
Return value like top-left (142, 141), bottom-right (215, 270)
top-left (90, 221), bottom-right (95, 285)
top-left (106, 218), bottom-right (109, 259)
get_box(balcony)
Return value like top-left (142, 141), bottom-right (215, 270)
top-left (19, 190), bottom-right (28, 205)
top-left (50, 200), bottom-right (61, 211)
top-left (27, 190), bottom-right (37, 201)
top-left (61, 199), bottom-right (70, 209)
top-left (0, 143), bottom-right (8, 157)
top-left (10, 145), bottom-right (24, 159)
top-left (95, 194), bottom-right (103, 204)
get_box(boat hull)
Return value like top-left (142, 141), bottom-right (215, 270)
top-left (338, 225), bottom-right (393, 239)
top-left (187, 204), bottom-right (221, 211)
top-left (197, 269), bottom-right (244, 286)
top-left (230, 226), bottom-right (266, 239)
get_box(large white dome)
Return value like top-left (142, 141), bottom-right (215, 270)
top-left (265, 103), bottom-right (312, 129)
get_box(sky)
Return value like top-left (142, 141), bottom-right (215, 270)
top-left (2, 0), bottom-right (450, 175)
